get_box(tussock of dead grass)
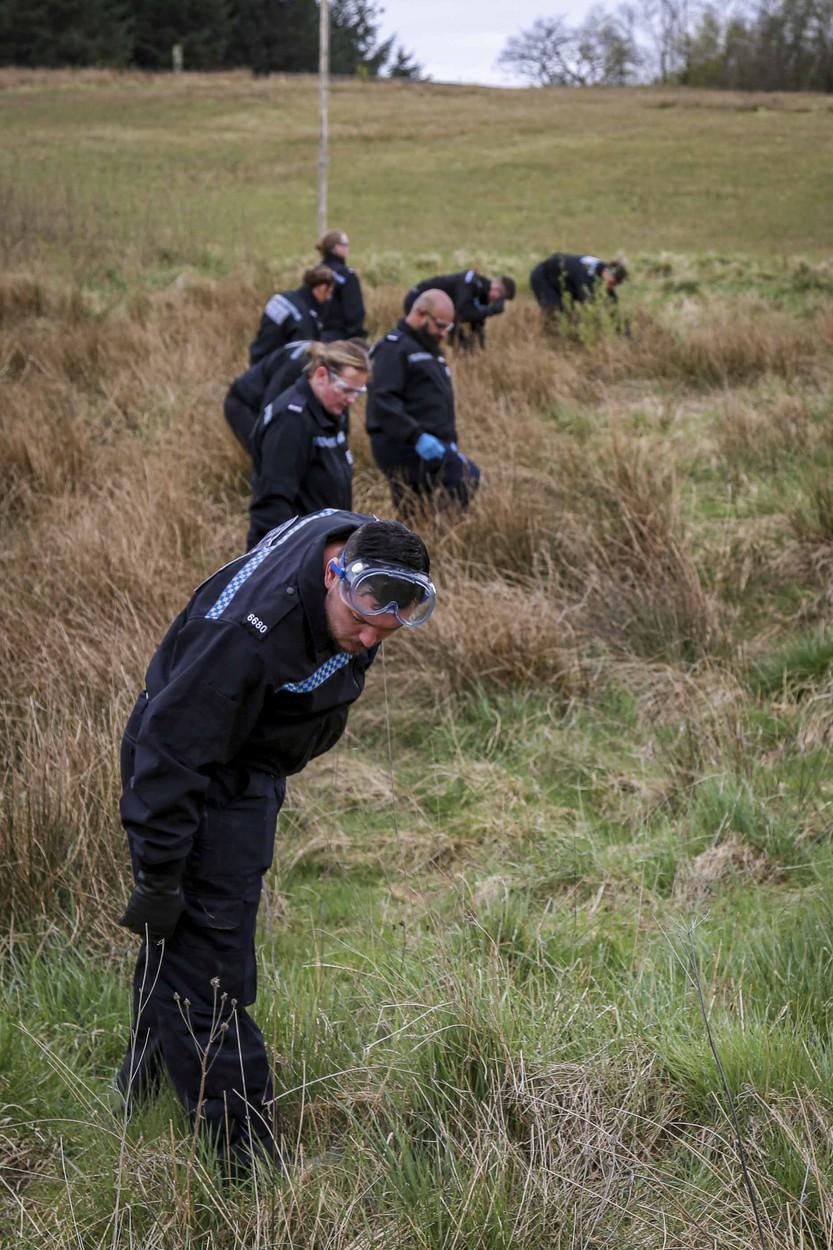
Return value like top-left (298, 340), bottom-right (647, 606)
top-left (397, 575), bottom-right (580, 697)
top-left (556, 437), bottom-right (719, 661)
top-left (0, 262), bottom-right (829, 924)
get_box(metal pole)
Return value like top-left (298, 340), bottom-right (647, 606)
top-left (318, 0), bottom-right (329, 236)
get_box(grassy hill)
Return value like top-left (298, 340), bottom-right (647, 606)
top-left (2, 69), bottom-right (833, 1249)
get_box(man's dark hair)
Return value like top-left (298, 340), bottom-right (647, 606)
top-left (303, 264), bottom-right (335, 289)
top-left (500, 275), bottom-right (517, 300)
top-left (607, 261), bottom-right (628, 285)
top-left (343, 520), bottom-right (430, 575)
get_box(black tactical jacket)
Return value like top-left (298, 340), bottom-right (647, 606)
top-left (120, 510), bottom-right (376, 872)
top-left (227, 340), bottom-right (311, 420)
top-left (533, 254), bottom-right (617, 304)
top-left (248, 377), bottom-right (352, 549)
top-left (320, 252), bottom-right (367, 341)
top-left (365, 319), bottom-right (456, 448)
top-left (404, 269), bottom-right (503, 326)
top-left (249, 286), bottom-right (322, 365)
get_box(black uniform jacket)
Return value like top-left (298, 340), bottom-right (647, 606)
top-left (533, 254), bottom-right (617, 304)
top-left (226, 340), bottom-right (311, 423)
top-left (249, 286), bottom-right (322, 365)
top-left (404, 270), bottom-right (504, 326)
top-left (365, 319), bottom-right (456, 448)
top-left (120, 509), bottom-right (377, 872)
top-left (248, 376), bottom-right (353, 548)
top-left (320, 252), bottom-right (367, 340)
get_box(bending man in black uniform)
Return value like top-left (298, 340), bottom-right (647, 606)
top-left (366, 290), bottom-right (480, 515)
top-left (403, 269), bottom-right (515, 352)
top-left (316, 228), bottom-right (367, 342)
top-left (247, 339), bottom-right (370, 549)
top-left (529, 253), bottom-right (627, 322)
top-left (249, 265), bottom-right (334, 365)
top-left (223, 339), bottom-right (311, 455)
top-left (117, 510), bottom-right (435, 1172)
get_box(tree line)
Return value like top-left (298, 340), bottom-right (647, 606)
top-left (0, 0), bottom-right (423, 78)
top-left (498, 0), bottom-right (833, 91)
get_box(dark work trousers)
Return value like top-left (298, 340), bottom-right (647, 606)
top-left (449, 322), bottom-right (486, 353)
top-left (223, 393), bottom-right (257, 456)
top-left (529, 267), bottom-right (563, 314)
top-left (117, 698), bottom-right (286, 1169)
top-left (370, 438), bottom-right (481, 516)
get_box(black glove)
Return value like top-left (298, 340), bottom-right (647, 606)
top-left (118, 867), bottom-right (185, 941)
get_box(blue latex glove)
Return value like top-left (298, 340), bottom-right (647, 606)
top-left (415, 432), bottom-right (446, 462)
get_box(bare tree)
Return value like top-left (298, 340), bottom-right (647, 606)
top-left (497, 9), bottom-right (640, 84)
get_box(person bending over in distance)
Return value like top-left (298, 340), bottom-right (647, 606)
top-left (223, 339), bottom-right (312, 455)
top-left (366, 290), bottom-right (480, 516)
top-left (117, 511), bottom-right (435, 1175)
top-left (247, 339), bottom-right (369, 550)
top-left (529, 253), bottom-right (628, 324)
top-left (316, 228), bottom-right (367, 342)
top-left (403, 269), bottom-right (516, 352)
top-left (248, 265), bottom-right (334, 365)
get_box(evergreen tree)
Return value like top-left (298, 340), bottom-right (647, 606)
top-left (131, 0), bottom-right (231, 70)
top-left (0, 0), bottom-right (134, 67)
top-left (386, 44), bottom-right (425, 79)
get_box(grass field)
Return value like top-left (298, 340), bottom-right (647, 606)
top-left (3, 69), bottom-right (833, 1248)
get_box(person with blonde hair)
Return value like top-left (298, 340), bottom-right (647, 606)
top-left (247, 339), bottom-right (370, 549)
top-left (248, 265), bottom-right (334, 365)
top-left (316, 229), bottom-right (367, 342)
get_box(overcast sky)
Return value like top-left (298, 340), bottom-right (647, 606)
top-left (376, 1), bottom-right (594, 86)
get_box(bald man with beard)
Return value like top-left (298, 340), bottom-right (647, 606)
top-left (365, 290), bottom-right (480, 515)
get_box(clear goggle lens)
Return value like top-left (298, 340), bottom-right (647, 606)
top-left (336, 559), bottom-right (436, 628)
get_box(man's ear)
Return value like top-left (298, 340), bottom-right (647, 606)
top-left (324, 556), bottom-right (342, 589)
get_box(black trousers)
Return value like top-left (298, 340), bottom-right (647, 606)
top-left (370, 438), bottom-right (481, 515)
top-left (529, 264), bottom-right (564, 314)
top-left (223, 392), bottom-right (257, 456)
top-left (118, 705), bottom-right (286, 1167)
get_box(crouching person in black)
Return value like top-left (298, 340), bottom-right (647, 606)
top-left (223, 339), bottom-right (311, 456)
top-left (117, 511), bottom-right (436, 1174)
top-left (404, 270), bottom-right (515, 352)
top-left (248, 265), bottom-right (334, 366)
top-left (366, 290), bottom-right (480, 517)
top-left (529, 253), bottom-right (627, 324)
top-left (247, 339), bottom-right (370, 550)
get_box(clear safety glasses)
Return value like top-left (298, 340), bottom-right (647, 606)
top-left (333, 557), bottom-right (436, 628)
top-left (327, 369), bottom-right (367, 399)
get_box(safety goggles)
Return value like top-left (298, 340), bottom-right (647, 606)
top-left (333, 557), bottom-right (436, 628)
top-left (327, 369), bottom-right (367, 399)
top-left (426, 313), bottom-right (454, 333)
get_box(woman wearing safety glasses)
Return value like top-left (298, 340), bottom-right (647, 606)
top-left (247, 339), bottom-right (370, 550)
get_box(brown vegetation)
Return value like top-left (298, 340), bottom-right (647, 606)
top-left (1, 262), bottom-right (831, 927)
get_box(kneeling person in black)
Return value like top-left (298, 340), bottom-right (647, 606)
top-left (249, 265), bottom-right (334, 366)
top-left (117, 512), bottom-right (436, 1172)
top-left (366, 290), bottom-right (480, 516)
top-left (223, 340), bottom-right (311, 456)
top-left (247, 339), bottom-right (370, 550)
top-left (404, 269), bottom-right (515, 352)
top-left (529, 253), bottom-right (627, 321)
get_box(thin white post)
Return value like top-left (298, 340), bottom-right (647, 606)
top-left (318, 0), bottom-right (330, 236)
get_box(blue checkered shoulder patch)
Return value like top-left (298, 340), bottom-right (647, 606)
top-left (280, 651), bottom-right (351, 693)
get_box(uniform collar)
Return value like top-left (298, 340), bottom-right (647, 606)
top-left (295, 523), bottom-right (356, 658)
top-left (398, 317), bottom-right (441, 357)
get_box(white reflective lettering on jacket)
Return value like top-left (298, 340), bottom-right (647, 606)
top-left (265, 294), bottom-right (301, 325)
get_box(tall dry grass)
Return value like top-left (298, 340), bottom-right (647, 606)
top-left (1, 265), bottom-right (831, 926)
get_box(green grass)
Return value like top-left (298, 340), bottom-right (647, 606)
top-left (4, 67), bottom-right (833, 1247)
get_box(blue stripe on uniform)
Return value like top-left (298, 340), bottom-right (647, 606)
top-left (280, 650), bottom-right (351, 693)
top-left (204, 510), bottom-right (336, 620)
